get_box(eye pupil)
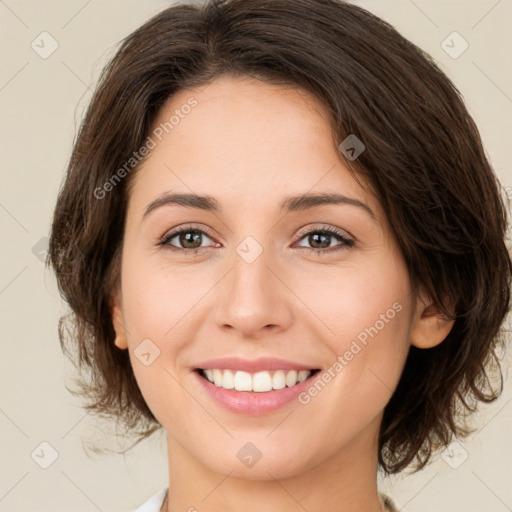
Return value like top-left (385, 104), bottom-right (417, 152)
top-left (310, 232), bottom-right (330, 249)
top-left (180, 231), bottom-right (202, 249)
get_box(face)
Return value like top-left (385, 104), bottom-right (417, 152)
top-left (111, 74), bottom-right (447, 480)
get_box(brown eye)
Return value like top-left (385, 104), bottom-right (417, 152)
top-left (294, 226), bottom-right (354, 254)
top-left (159, 227), bottom-right (216, 252)
top-left (307, 232), bottom-right (332, 249)
top-left (176, 230), bottom-right (204, 249)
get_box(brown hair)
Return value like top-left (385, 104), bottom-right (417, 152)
top-left (48, 0), bottom-right (512, 473)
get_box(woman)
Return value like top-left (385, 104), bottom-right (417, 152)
top-left (47, 0), bottom-right (511, 511)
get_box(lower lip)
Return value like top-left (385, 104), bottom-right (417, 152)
top-left (193, 370), bottom-right (320, 415)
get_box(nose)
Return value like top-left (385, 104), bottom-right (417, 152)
top-left (214, 242), bottom-right (294, 339)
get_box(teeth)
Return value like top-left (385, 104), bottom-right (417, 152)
top-left (285, 370), bottom-right (297, 387)
top-left (234, 370), bottom-right (252, 391)
top-left (297, 370), bottom-right (310, 383)
top-left (201, 369), bottom-right (313, 392)
top-left (272, 370), bottom-right (286, 390)
top-left (222, 369), bottom-right (235, 389)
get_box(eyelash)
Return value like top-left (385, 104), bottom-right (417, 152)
top-left (157, 224), bottom-right (354, 255)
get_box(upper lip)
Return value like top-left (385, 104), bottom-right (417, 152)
top-left (194, 357), bottom-right (319, 373)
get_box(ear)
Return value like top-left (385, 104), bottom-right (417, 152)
top-left (410, 289), bottom-right (456, 349)
top-left (110, 288), bottom-right (128, 350)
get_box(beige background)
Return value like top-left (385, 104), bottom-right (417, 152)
top-left (1, 1), bottom-right (511, 511)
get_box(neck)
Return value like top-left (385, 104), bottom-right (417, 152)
top-left (162, 413), bottom-right (385, 512)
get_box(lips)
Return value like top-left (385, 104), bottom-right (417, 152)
top-left (193, 356), bottom-right (319, 373)
top-left (192, 357), bottom-right (322, 415)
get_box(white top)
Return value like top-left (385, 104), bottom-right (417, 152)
top-left (134, 487), bottom-right (167, 512)
top-left (134, 487), bottom-right (398, 511)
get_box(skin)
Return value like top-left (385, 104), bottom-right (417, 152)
top-left (111, 74), bottom-right (454, 512)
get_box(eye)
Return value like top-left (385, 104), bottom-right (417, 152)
top-left (293, 226), bottom-right (354, 254)
top-left (158, 225), bottom-right (218, 253)
top-left (157, 224), bottom-right (354, 255)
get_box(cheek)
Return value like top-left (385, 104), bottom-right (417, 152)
top-left (118, 257), bottom-right (189, 398)
top-left (300, 256), bottom-right (413, 410)
top-left (121, 257), bottom-right (205, 339)
top-left (304, 259), bottom-right (411, 349)
top-left (119, 257), bottom-right (223, 416)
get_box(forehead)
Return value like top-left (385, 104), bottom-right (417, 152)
top-left (128, 75), bottom-right (378, 218)
top-left (159, 74), bottom-right (332, 137)
top-left (152, 75), bottom-right (335, 163)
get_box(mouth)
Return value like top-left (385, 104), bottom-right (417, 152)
top-left (195, 368), bottom-right (321, 393)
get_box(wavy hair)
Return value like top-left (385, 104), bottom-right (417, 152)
top-left (48, 0), bottom-right (512, 473)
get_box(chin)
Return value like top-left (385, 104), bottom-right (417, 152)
top-left (192, 437), bottom-right (320, 481)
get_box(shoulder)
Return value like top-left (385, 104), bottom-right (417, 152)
top-left (379, 492), bottom-right (399, 512)
top-left (133, 487), bottom-right (168, 512)
top-left (134, 488), bottom-right (395, 512)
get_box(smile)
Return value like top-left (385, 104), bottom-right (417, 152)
top-left (193, 367), bottom-right (322, 415)
top-left (197, 368), bottom-right (320, 392)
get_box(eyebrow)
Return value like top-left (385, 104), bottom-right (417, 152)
top-left (143, 192), bottom-right (376, 220)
